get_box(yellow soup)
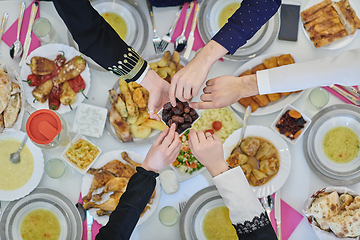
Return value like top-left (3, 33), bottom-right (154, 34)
top-left (101, 12), bottom-right (128, 40)
top-left (20, 209), bottom-right (61, 240)
top-left (218, 2), bottom-right (241, 28)
top-left (202, 206), bottom-right (237, 240)
top-left (323, 126), bottom-right (360, 164)
top-left (0, 139), bottom-right (34, 191)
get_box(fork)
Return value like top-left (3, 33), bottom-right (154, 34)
top-left (0, 12), bottom-right (9, 60)
top-left (146, 0), bottom-right (162, 54)
top-left (159, 5), bottom-right (183, 52)
top-left (179, 201), bottom-right (187, 213)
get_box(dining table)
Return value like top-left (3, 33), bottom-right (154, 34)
top-left (1, 0), bottom-right (360, 239)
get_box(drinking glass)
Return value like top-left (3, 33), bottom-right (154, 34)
top-left (45, 158), bottom-right (66, 179)
top-left (309, 87), bottom-right (329, 109)
top-left (32, 17), bottom-right (56, 44)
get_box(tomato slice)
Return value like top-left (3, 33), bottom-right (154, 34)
top-left (205, 129), bottom-right (215, 135)
top-left (212, 121), bottom-right (222, 131)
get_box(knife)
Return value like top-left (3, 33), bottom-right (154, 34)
top-left (183, 3), bottom-right (200, 60)
top-left (330, 85), bottom-right (360, 105)
top-left (341, 85), bottom-right (360, 98)
top-left (19, 1), bottom-right (38, 66)
top-left (275, 190), bottom-right (282, 240)
top-left (0, 12), bottom-right (9, 60)
top-left (86, 210), bottom-right (93, 240)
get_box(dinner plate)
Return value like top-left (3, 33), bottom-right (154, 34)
top-left (198, 0), bottom-right (280, 61)
top-left (0, 130), bottom-right (44, 201)
top-left (179, 186), bottom-right (225, 240)
top-left (0, 188), bottom-right (82, 240)
top-left (68, 0), bottom-right (149, 71)
top-left (19, 43), bottom-right (91, 114)
top-left (303, 104), bottom-right (360, 185)
top-left (302, 0), bottom-right (358, 50)
top-left (81, 150), bottom-right (161, 226)
top-left (223, 125), bottom-right (291, 198)
top-left (231, 53), bottom-right (304, 116)
top-left (0, 62), bottom-right (25, 132)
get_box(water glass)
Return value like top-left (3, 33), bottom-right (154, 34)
top-left (309, 87), bottom-right (329, 109)
top-left (45, 158), bottom-right (66, 179)
top-left (32, 17), bottom-right (56, 44)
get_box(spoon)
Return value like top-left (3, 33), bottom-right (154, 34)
top-left (9, 134), bottom-right (28, 164)
top-left (231, 105), bottom-right (252, 155)
top-left (174, 2), bottom-right (194, 52)
top-left (10, 2), bottom-right (25, 60)
top-left (260, 194), bottom-right (274, 223)
top-left (75, 202), bottom-right (86, 222)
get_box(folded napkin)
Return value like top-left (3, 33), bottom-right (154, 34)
top-left (2, 0), bottom-right (41, 58)
top-left (268, 195), bottom-right (304, 240)
top-left (171, 1), bottom-right (205, 52)
top-left (323, 85), bottom-right (360, 106)
top-left (78, 194), bottom-right (102, 240)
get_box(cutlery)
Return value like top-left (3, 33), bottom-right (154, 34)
top-left (330, 85), bottom-right (360, 105)
top-left (159, 5), bottom-right (183, 52)
top-left (75, 202), bottom-right (86, 222)
top-left (174, 2), bottom-right (194, 53)
top-left (19, 1), bottom-right (38, 66)
top-left (183, 3), bottom-right (200, 60)
top-left (341, 85), bottom-right (360, 98)
top-left (231, 105), bottom-right (251, 154)
top-left (146, 0), bottom-right (162, 54)
top-left (260, 195), bottom-right (274, 224)
top-left (9, 134), bottom-right (28, 164)
top-left (87, 210), bottom-right (93, 240)
top-left (0, 12), bottom-right (9, 60)
top-left (179, 201), bottom-right (187, 213)
top-left (275, 190), bottom-right (282, 240)
top-left (10, 2), bottom-right (26, 60)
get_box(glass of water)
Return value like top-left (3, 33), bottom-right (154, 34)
top-left (45, 158), bottom-right (66, 179)
top-left (32, 17), bottom-right (56, 44)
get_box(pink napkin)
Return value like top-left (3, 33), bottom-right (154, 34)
top-left (171, 1), bottom-right (205, 52)
top-left (323, 85), bottom-right (360, 106)
top-left (2, 0), bottom-right (41, 58)
top-left (78, 194), bottom-right (102, 240)
top-left (267, 195), bottom-right (304, 240)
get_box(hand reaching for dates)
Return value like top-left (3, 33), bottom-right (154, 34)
top-left (161, 100), bottom-right (199, 134)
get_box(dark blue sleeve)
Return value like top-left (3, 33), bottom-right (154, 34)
top-left (212, 0), bottom-right (281, 54)
top-left (148, 0), bottom-right (192, 7)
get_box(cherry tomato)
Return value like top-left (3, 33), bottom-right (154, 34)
top-left (212, 121), bottom-right (222, 131)
top-left (205, 129), bottom-right (215, 135)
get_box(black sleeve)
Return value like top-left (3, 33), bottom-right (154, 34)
top-left (148, 0), bottom-right (192, 7)
top-left (232, 212), bottom-right (278, 240)
top-left (51, 0), bottom-right (147, 81)
top-left (95, 167), bottom-right (158, 240)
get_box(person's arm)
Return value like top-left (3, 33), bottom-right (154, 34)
top-left (148, 0), bottom-right (191, 7)
top-left (257, 47), bottom-right (360, 94)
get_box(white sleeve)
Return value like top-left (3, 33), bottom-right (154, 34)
top-left (257, 48), bottom-right (360, 95)
top-left (212, 167), bottom-right (265, 224)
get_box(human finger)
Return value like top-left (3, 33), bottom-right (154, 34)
top-left (169, 82), bottom-right (177, 107)
top-left (200, 93), bottom-right (212, 102)
top-left (196, 130), bottom-right (207, 143)
top-left (153, 127), bottom-right (169, 146)
top-left (168, 132), bottom-right (181, 152)
top-left (183, 85), bottom-right (193, 101)
top-left (162, 123), bottom-right (177, 146)
top-left (202, 86), bottom-right (212, 94)
top-left (175, 83), bottom-right (187, 102)
top-left (205, 131), bottom-right (214, 140)
top-left (189, 101), bottom-right (216, 109)
top-left (206, 79), bottom-right (215, 86)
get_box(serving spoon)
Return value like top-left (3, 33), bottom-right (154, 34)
top-left (260, 194), bottom-right (274, 223)
top-left (174, 2), bottom-right (194, 52)
top-left (231, 105), bottom-right (252, 155)
top-left (10, 2), bottom-right (25, 60)
top-left (9, 134), bottom-right (28, 164)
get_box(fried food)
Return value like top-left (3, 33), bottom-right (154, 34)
top-left (83, 170), bottom-right (115, 203)
top-left (29, 56), bottom-right (54, 75)
top-left (92, 177), bottom-right (128, 201)
top-left (252, 95), bottom-right (270, 107)
top-left (132, 88), bottom-right (147, 110)
top-left (119, 78), bottom-right (139, 124)
top-left (267, 93), bottom-right (282, 102)
top-left (109, 104), bottom-right (132, 142)
top-left (251, 64), bottom-right (266, 73)
top-left (32, 79), bottom-right (53, 103)
top-left (151, 51), bottom-right (184, 83)
top-left (263, 56), bottom-right (278, 69)
top-left (238, 69), bottom-right (252, 77)
top-left (276, 54), bottom-right (295, 66)
top-left (238, 97), bottom-right (259, 112)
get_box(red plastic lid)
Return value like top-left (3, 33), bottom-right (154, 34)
top-left (26, 109), bottom-right (62, 145)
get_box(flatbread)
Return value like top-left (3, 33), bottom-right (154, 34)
top-left (328, 208), bottom-right (360, 237)
top-left (301, 0), bottom-right (332, 22)
top-left (3, 92), bottom-right (21, 128)
top-left (0, 69), bottom-right (11, 114)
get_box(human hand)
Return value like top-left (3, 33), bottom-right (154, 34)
top-left (189, 74), bottom-right (259, 109)
top-left (141, 124), bottom-right (181, 173)
top-left (188, 129), bottom-right (228, 177)
top-left (141, 69), bottom-right (170, 121)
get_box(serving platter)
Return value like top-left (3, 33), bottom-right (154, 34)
top-left (198, 0), bottom-right (280, 61)
top-left (223, 125), bottom-right (291, 198)
top-left (0, 188), bottom-right (82, 240)
top-left (81, 150), bottom-right (161, 226)
top-left (0, 130), bottom-right (44, 201)
top-left (303, 104), bottom-right (360, 185)
top-left (19, 43), bottom-right (91, 114)
top-left (68, 0), bottom-right (149, 71)
top-left (302, 0), bottom-right (358, 50)
top-left (231, 53), bottom-right (304, 116)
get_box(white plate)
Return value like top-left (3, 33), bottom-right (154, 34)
top-left (0, 130), bottom-right (44, 201)
top-left (231, 53), bottom-right (303, 116)
top-left (302, 0), bottom-right (358, 50)
top-left (19, 43), bottom-right (91, 114)
top-left (81, 150), bottom-right (161, 226)
top-left (223, 125), bottom-right (291, 198)
top-left (0, 61), bottom-right (25, 132)
top-left (0, 188), bottom-right (82, 240)
top-left (170, 107), bottom-right (243, 182)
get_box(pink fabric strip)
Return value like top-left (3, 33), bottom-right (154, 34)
top-left (323, 85), bottom-right (360, 106)
top-left (2, 0), bottom-right (41, 58)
